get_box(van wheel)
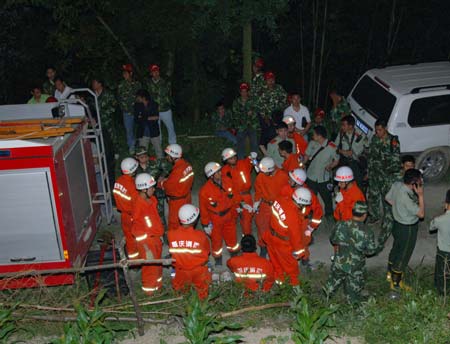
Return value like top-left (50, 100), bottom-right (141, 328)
top-left (416, 147), bottom-right (450, 182)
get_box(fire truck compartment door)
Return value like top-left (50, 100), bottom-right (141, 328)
top-left (0, 168), bottom-right (63, 264)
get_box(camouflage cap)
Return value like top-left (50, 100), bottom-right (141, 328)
top-left (353, 201), bottom-right (368, 214)
top-left (135, 147), bottom-right (148, 156)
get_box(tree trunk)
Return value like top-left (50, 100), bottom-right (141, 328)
top-left (242, 21), bottom-right (252, 83)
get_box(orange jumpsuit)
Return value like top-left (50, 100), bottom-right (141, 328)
top-left (227, 252), bottom-right (274, 292)
top-left (113, 175), bottom-right (139, 259)
top-left (222, 157), bottom-right (254, 235)
top-left (168, 226), bottom-right (211, 300)
top-left (160, 158), bottom-right (194, 231)
top-left (131, 195), bottom-right (164, 294)
top-left (262, 197), bottom-right (307, 286)
top-left (282, 153), bottom-right (301, 172)
top-left (254, 169), bottom-right (289, 247)
top-left (280, 183), bottom-right (322, 260)
top-left (289, 132), bottom-right (308, 156)
top-left (199, 179), bottom-right (239, 257)
top-left (333, 182), bottom-right (366, 221)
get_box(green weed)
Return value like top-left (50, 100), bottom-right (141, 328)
top-left (182, 292), bottom-right (243, 344)
top-left (50, 290), bottom-right (127, 344)
top-left (0, 304), bottom-right (22, 343)
top-left (290, 286), bottom-right (337, 344)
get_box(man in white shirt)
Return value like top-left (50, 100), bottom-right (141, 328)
top-left (283, 92), bottom-right (311, 137)
top-left (54, 76), bottom-right (74, 100)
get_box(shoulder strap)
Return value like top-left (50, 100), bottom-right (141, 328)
top-left (308, 145), bottom-right (326, 165)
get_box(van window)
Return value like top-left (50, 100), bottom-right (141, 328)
top-left (408, 95), bottom-right (450, 127)
top-left (351, 75), bottom-right (397, 122)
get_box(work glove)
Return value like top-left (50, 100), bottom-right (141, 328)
top-left (241, 202), bottom-right (253, 213)
top-left (203, 223), bottom-right (213, 236)
top-left (253, 200), bottom-right (261, 213)
top-left (335, 192), bottom-right (344, 203)
top-left (305, 225), bottom-right (314, 237)
top-left (236, 207), bottom-right (243, 214)
top-left (249, 152), bottom-right (258, 160)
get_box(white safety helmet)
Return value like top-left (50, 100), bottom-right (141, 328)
top-left (204, 162), bottom-right (222, 178)
top-left (289, 168), bottom-right (307, 185)
top-left (292, 187), bottom-right (312, 206)
top-left (165, 144), bottom-right (182, 158)
top-left (135, 173), bottom-right (156, 190)
top-left (121, 157), bottom-right (139, 175)
top-left (282, 115), bottom-right (296, 125)
top-left (259, 157), bottom-right (275, 173)
top-left (221, 148), bottom-right (237, 161)
top-left (178, 204), bottom-right (200, 225)
top-left (334, 166), bottom-right (354, 182)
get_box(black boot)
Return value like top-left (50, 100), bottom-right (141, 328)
top-left (215, 256), bottom-right (223, 267)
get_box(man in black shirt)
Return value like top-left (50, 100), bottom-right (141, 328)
top-left (134, 89), bottom-right (163, 158)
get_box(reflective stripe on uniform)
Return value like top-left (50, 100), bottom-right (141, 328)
top-left (311, 218), bottom-right (322, 224)
top-left (156, 277), bottom-right (163, 283)
top-left (293, 248), bottom-right (305, 255)
top-left (128, 252), bottom-right (139, 259)
top-left (213, 248), bottom-right (223, 256)
top-left (240, 171), bottom-right (247, 184)
top-left (179, 172), bottom-right (194, 183)
top-left (275, 280), bottom-right (283, 285)
top-left (169, 248), bottom-right (202, 254)
top-left (113, 189), bottom-right (131, 201)
top-left (142, 286), bottom-right (159, 292)
top-left (234, 272), bottom-right (267, 279)
top-left (227, 243), bottom-right (240, 251)
top-left (144, 216), bottom-right (152, 228)
top-left (271, 207), bottom-right (288, 229)
top-left (136, 233), bottom-right (148, 242)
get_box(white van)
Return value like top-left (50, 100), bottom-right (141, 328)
top-left (347, 61), bottom-right (450, 181)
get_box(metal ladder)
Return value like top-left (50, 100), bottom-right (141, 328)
top-left (63, 89), bottom-right (114, 224)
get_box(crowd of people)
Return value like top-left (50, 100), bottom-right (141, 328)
top-left (26, 58), bottom-right (449, 304)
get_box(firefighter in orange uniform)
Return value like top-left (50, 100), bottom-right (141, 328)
top-left (159, 144), bottom-right (194, 231)
top-left (199, 162), bottom-right (240, 267)
top-left (227, 234), bottom-right (274, 292)
top-left (221, 148), bottom-right (257, 236)
top-left (333, 166), bottom-right (365, 221)
top-left (278, 140), bottom-right (301, 172)
top-left (280, 168), bottom-right (324, 234)
top-left (132, 173), bottom-right (165, 295)
top-left (168, 204), bottom-right (211, 300)
top-left (283, 115), bottom-right (308, 156)
top-left (113, 158), bottom-right (140, 259)
top-left (254, 157), bottom-right (289, 258)
top-left (262, 187), bottom-right (310, 286)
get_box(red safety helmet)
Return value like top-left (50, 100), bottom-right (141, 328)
top-left (239, 82), bottom-right (250, 91)
top-left (314, 108), bottom-right (325, 118)
top-left (264, 71), bottom-right (275, 80)
top-left (122, 64), bottom-right (133, 72)
top-left (254, 57), bottom-right (264, 68)
top-left (149, 64), bottom-right (160, 72)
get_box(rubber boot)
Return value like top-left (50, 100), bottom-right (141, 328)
top-left (386, 262), bottom-right (392, 282)
top-left (390, 271), bottom-right (411, 291)
top-left (214, 256), bottom-right (223, 267)
top-left (259, 247), bottom-right (267, 259)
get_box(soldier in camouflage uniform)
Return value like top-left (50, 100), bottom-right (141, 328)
top-left (42, 66), bottom-right (57, 96)
top-left (329, 90), bottom-right (351, 139)
top-left (334, 115), bottom-right (368, 188)
top-left (232, 82), bottom-right (258, 158)
top-left (377, 155), bottom-right (415, 249)
top-left (256, 71), bottom-right (287, 155)
top-left (367, 119), bottom-right (400, 226)
top-left (324, 201), bottom-right (378, 303)
top-left (92, 77), bottom-right (120, 185)
top-left (117, 64), bottom-right (142, 154)
top-left (135, 147), bottom-right (172, 226)
top-left (251, 57), bottom-right (265, 98)
top-left (147, 64), bottom-right (177, 144)
top-left (212, 101), bottom-right (237, 144)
